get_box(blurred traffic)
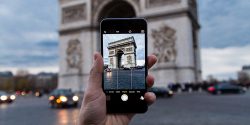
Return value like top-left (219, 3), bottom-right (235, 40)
top-left (48, 89), bottom-right (79, 108)
top-left (207, 83), bottom-right (245, 95)
top-left (0, 90), bottom-right (16, 103)
top-left (149, 87), bottom-right (174, 98)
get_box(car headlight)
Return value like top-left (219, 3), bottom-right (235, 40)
top-left (56, 99), bottom-right (61, 103)
top-left (10, 95), bottom-right (16, 100)
top-left (0, 95), bottom-right (8, 101)
top-left (49, 96), bottom-right (55, 101)
top-left (72, 96), bottom-right (79, 101)
top-left (59, 96), bottom-right (68, 102)
top-left (168, 90), bottom-right (173, 95)
top-left (35, 92), bottom-right (40, 97)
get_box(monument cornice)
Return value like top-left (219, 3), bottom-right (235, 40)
top-left (143, 8), bottom-right (200, 29)
top-left (59, 7), bottom-right (200, 35)
top-left (151, 66), bottom-right (196, 71)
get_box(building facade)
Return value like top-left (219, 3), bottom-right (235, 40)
top-left (238, 65), bottom-right (250, 84)
top-left (58, 0), bottom-right (202, 91)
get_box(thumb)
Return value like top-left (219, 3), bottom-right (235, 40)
top-left (88, 52), bottom-right (103, 91)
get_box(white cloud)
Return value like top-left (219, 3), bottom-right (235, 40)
top-left (22, 32), bottom-right (58, 42)
top-left (199, 0), bottom-right (250, 48)
top-left (0, 0), bottom-right (59, 68)
top-left (201, 45), bottom-right (250, 80)
top-left (137, 60), bottom-right (145, 66)
top-left (0, 66), bottom-right (59, 75)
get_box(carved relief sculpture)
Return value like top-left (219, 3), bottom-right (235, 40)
top-left (127, 55), bottom-right (132, 64)
top-left (151, 25), bottom-right (177, 63)
top-left (62, 4), bottom-right (86, 24)
top-left (66, 39), bottom-right (82, 71)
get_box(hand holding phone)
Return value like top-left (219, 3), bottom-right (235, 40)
top-left (78, 18), bottom-right (157, 125)
top-left (78, 53), bottom-right (157, 125)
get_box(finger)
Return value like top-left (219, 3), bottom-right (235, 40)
top-left (88, 52), bottom-right (103, 90)
top-left (147, 55), bottom-right (157, 69)
top-left (126, 114), bottom-right (135, 121)
top-left (146, 74), bottom-right (154, 88)
top-left (144, 92), bottom-right (156, 106)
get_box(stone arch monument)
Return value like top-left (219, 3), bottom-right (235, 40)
top-left (107, 36), bottom-right (137, 69)
top-left (58, 0), bottom-right (202, 92)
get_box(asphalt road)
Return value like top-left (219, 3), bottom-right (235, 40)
top-left (104, 68), bottom-right (146, 89)
top-left (1, 91), bottom-right (250, 125)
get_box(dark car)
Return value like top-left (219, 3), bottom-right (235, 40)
top-left (0, 91), bottom-right (16, 103)
top-left (49, 89), bottom-right (79, 108)
top-left (207, 83), bottom-right (245, 95)
top-left (34, 91), bottom-right (43, 97)
top-left (123, 67), bottom-right (130, 70)
top-left (134, 66), bottom-right (144, 69)
top-left (149, 87), bottom-right (174, 98)
top-left (105, 68), bottom-right (111, 72)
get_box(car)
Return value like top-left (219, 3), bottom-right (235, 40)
top-left (0, 91), bottom-right (16, 103)
top-left (48, 89), bottom-right (79, 108)
top-left (207, 83), bottom-right (245, 95)
top-left (105, 68), bottom-right (111, 72)
top-left (148, 87), bottom-right (174, 98)
top-left (34, 91), bottom-right (43, 97)
top-left (135, 66), bottom-right (144, 69)
top-left (122, 67), bottom-right (130, 70)
top-left (16, 91), bottom-right (29, 96)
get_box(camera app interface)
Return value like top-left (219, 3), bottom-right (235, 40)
top-left (103, 32), bottom-right (146, 90)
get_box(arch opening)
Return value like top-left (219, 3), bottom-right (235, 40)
top-left (98, 1), bottom-right (136, 22)
top-left (117, 50), bottom-right (124, 68)
top-left (96, 1), bottom-right (136, 53)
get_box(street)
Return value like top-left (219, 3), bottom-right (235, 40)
top-left (131, 91), bottom-right (250, 125)
top-left (104, 68), bottom-right (145, 89)
top-left (1, 91), bottom-right (250, 125)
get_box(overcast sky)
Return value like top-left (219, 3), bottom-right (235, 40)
top-left (199, 0), bottom-right (250, 79)
top-left (0, 0), bottom-right (250, 79)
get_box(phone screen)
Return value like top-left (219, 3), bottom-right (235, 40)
top-left (103, 33), bottom-right (146, 90)
top-left (101, 18), bottom-right (147, 113)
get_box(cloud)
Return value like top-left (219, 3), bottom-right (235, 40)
top-left (199, 0), bottom-right (250, 48)
top-left (0, 4), bottom-right (11, 16)
top-left (22, 32), bottom-right (58, 43)
top-left (0, 66), bottom-right (59, 75)
top-left (198, 0), bottom-right (250, 80)
top-left (0, 0), bottom-right (59, 72)
top-left (37, 40), bottom-right (58, 48)
top-left (201, 45), bottom-right (250, 80)
top-left (137, 60), bottom-right (145, 66)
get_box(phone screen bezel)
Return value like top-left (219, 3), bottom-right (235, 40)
top-left (100, 18), bottom-right (148, 113)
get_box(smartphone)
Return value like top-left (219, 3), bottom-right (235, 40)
top-left (101, 18), bottom-right (148, 113)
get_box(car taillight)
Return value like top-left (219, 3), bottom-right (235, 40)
top-left (49, 96), bottom-right (55, 100)
top-left (208, 86), bottom-right (215, 92)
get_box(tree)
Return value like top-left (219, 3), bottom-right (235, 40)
top-left (238, 72), bottom-right (250, 85)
